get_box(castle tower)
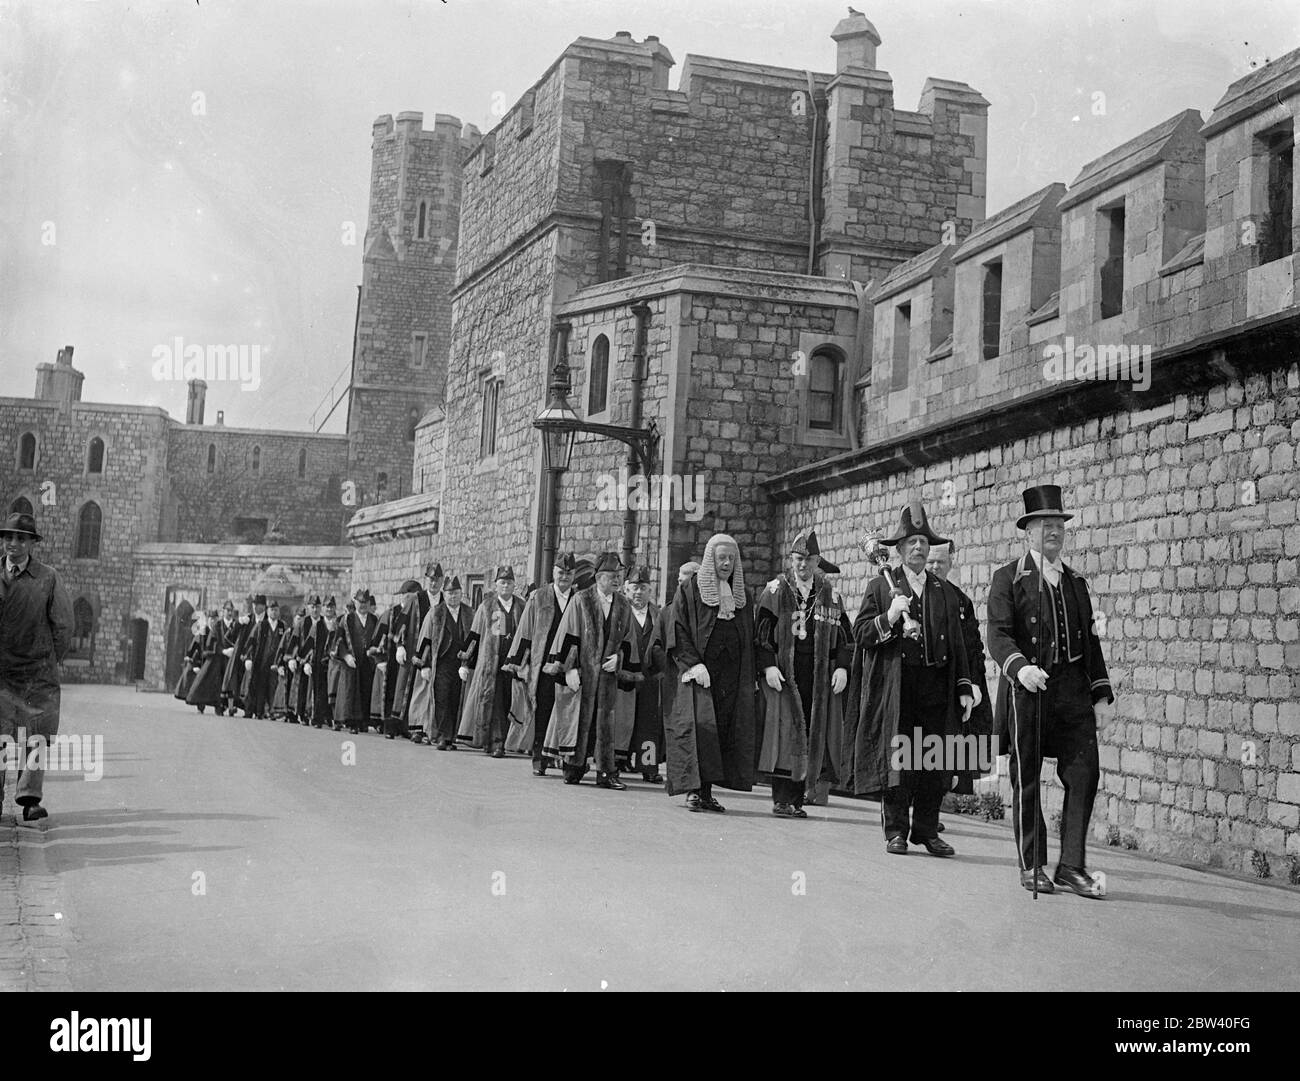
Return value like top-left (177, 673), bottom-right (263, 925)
top-left (345, 111), bottom-right (475, 505)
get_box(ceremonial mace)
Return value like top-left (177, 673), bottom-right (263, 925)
top-left (860, 529), bottom-right (922, 641)
top-left (1033, 549), bottom-right (1044, 900)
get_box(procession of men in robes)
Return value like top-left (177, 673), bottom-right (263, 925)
top-left (170, 483), bottom-right (1115, 899)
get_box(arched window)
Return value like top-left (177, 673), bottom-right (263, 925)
top-left (809, 349), bottom-right (844, 432)
top-left (86, 436), bottom-right (105, 474)
top-left (9, 497), bottom-right (33, 516)
top-left (76, 501), bottom-right (102, 559)
top-left (324, 473), bottom-right (340, 506)
top-left (376, 472), bottom-right (388, 499)
top-left (207, 444), bottom-right (216, 473)
top-left (71, 597), bottom-right (95, 659)
top-left (587, 334), bottom-right (610, 416)
top-left (18, 432), bottom-right (37, 470)
top-left (416, 200), bottom-right (428, 240)
top-left (407, 407), bottom-right (420, 442)
top-left (298, 447), bottom-right (307, 478)
top-left (252, 445), bottom-right (261, 474)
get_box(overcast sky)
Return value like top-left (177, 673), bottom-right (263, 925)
top-left (1, 0), bottom-right (1295, 433)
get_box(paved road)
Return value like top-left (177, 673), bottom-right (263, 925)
top-left (7, 685), bottom-right (1300, 991)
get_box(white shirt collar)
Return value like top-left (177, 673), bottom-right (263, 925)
top-left (631, 605), bottom-right (648, 626)
top-left (1035, 552), bottom-right (1064, 586)
top-left (903, 566), bottom-right (926, 593)
top-left (497, 595), bottom-right (513, 611)
top-left (597, 588), bottom-right (614, 615)
top-left (554, 583), bottom-right (571, 605)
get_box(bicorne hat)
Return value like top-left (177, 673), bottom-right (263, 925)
top-left (626, 564), bottom-right (651, 584)
top-left (594, 552), bottom-right (623, 574)
top-left (307, 594), bottom-right (322, 607)
top-left (494, 565), bottom-right (515, 582)
top-left (555, 552), bottom-right (577, 571)
top-left (0, 512), bottom-right (41, 541)
top-left (397, 580), bottom-right (421, 595)
top-left (790, 528), bottom-right (820, 557)
top-left (445, 576), bottom-right (463, 591)
top-left (882, 499), bottom-right (951, 547)
top-left (424, 561), bottom-right (444, 579)
top-left (1016, 484), bottom-right (1074, 530)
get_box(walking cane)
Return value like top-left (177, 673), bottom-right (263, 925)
top-left (1032, 549), bottom-right (1045, 901)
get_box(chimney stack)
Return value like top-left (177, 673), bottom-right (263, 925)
top-left (34, 344), bottom-right (85, 403)
top-left (186, 379), bottom-right (207, 425)
top-left (831, 12), bottom-right (882, 72)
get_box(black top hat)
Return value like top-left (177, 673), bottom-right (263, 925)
top-left (424, 561), bottom-right (443, 579)
top-left (594, 552), bottom-right (623, 574)
top-left (790, 528), bottom-right (820, 557)
top-left (252, 594), bottom-right (268, 607)
top-left (626, 564), bottom-right (651, 584)
top-left (1017, 484), bottom-right (1074, 530)
top-left (882, 500), bottom-right (951, 547)
top-left (445, 576), bottom-right (462, 591)
top-left (0, 512), bottom-right (41, 541)
top-left (554, 552), bottom-right (577, 571)
top-left (494, 565), bottom-right (515, 582)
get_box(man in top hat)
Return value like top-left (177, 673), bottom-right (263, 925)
top-left (927, 542), bottom-right (994, 799)
top-left (756, 528), bottom-right (853, 818)
top-left (353, 589), bottom-right (381, 732)
top-left (503, 553), bottom-right (576, 774)
top-left (846, 500), bottom-right (973, 856)
top-left (291, 596), bottom-right (322, 724)
top-left (457, 565), bottom-right (526, 756)
top-left (666, 534), bottom-right (757, 812)
top-left (614, 564), bottom-right (668, 783)
top-left (244, 597), bottom-right (285, 719)
top-left (413, 574), bottom-right (474, 749)
top-left (544, 552), bottom-right (640, 788)
top-left (987, 484), bottom-right (1114, 897)
top-left (0, 512), bottom-right (73, 823)
top-left (221, 595), bottom-right (256, 714)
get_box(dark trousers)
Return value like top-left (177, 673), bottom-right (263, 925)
top-left (433, 668), bottom-right (463, 744)
top-left (488, 669), bottom-right (512, 749)
top-left (531, 676), bottom-right (556, 766)
top-left (882, 665), bottom-right (949, 841)
top-left (771, 650), bottom-right (815, 806)
top-left (1008, 661), bottom-right (1099, 871)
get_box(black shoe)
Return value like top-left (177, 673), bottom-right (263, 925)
top-left (937, 821), bottom-right (946, 833)
top-left (596, 773), bottom-right (627, 790)
top-left (216, 707), bottom-right (225, 716)
top-left (197, 705), bottom-right (206, 714)
top-left (385, 733), bottom-right (395, 740)
top-left (773, 802), bottom-right (797, 817)
top-left (1053, 864), bottom-right (1104, 898)
top-left (700, 795), bottom-right (726, 813)
top-left (491, 747), bottom-right (505, 759)
top-left (910, 835), bottom-right (955, 857)
top-left (1020, 868), bottom-right (1056, 893)
top-left (532, 766), bottom-right (547, 776)
top-left (791, 805), bottom-right (808, 819)
top-left (22, 804), bottom-right (48, 822)
top-left (445, 741), bottom-right (458, 751)
top-left (886, 836), bottom-right (908, 855)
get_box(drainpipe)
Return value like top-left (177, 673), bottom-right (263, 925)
top-left (805, 72), bottom-right (827, 275)
top-left (622, 302), bottom-right (652, 570)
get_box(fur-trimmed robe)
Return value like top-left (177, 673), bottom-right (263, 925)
top-left (298, 616), bottom-right (332, 723)
top-left (613, 602), bottom-right (666, 770)
top-left (543, 585), bottom-right (640, 773)
top-left (456, 593), bottom-right (527, 747)
top-left (843, 567), bottom-right (972, 796)
top-left (245, 617), bottom-right (286, 716)
top-left (327, 610), bottom-right (368, 726)
top-left (754, 571), bottom-right (852, 793)
top-left (186, 620), bottom-right (228, 707)
top-left (501, 584), bottom-right (572, 755)
top-left (665, 575), bottom-right (757, 795)
top-left (411, 597), bottom-right (473, 740)
top-left (389, 592), bottom-right (426, 724)
top-left (220, 615), bottom-right (254, 703)
top-left (270, 619), bottom-right (302, 717)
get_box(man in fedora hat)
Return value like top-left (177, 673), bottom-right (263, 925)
top-left (847, 500), bottom-right (973, 856)
top-left (457, 565), bottom-right (526, 756)
top-left (756, 528), bottom-right (853, 818)
top-left (987, 484), bottom-right (1114, 897)
top-left (0, 512), bottom-right (73, 822)
top-left (544, 552), bottom-right (639, 788)
top-left (503, 553), bottom-right (576, 773)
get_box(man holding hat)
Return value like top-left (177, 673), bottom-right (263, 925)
top-left (756, 529), bottom-right (853, 818)
top-left (544, 552), bottom-right (639, 788)
top-left (666, 534), bottom-right (757, 811)
top-left (503, 553), bottom-right (576, 774)
top-left (987, 484), bottom-right (1114, 897)
top-left (413, 574), bottom-right (474, 749)
top-left (847, 500), bottom-right (973, 856)
top-left (0, 511), bottom-right (73, 822)
top-left (457, 565), bottom-right (526, 756)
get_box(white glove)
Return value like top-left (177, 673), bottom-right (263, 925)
top-left (277, 666), bottom-right (286, 677)
top-left (971, 684), bottom-right (983, 708)
top-left (960, 694), bottom-right (973, 724)
top-left (239, 614), bottom-right (250, 625)
top-left (419, 667), bottom-right (431, 681)
top-left (288, 658), bottom-right (297, 672)
top-left (601, 653), bottom-right (618, 674)
top-left (396, 646), bottom-right (408, 665)
top-left (565, 668), bottom-right (581, 693)
top-left (244, 659), bottom-right (253, 671)
top-left (1094, 700), bottom-right (1115, 731)
top-left (458, 666), bottom-right (470, 682)
top-left (1017, 665), bottom-right (1049, 692)
top-left (683, 663), bottom-right (711, 688)
top-left (303, 662), bottom-right (313, 676)
top-left (344, 654), bottom-right (356, 669)
top-left (887, 596), bottom-right (911, 624)
top-left (764, 666), bottom-right (785, 691)
top-left (191, 666), bottom-right (200, 673)
top-left (542, 660), bottom-right (563, 675)
top-left (222, 647), bottom-right (234, 658)
top-left (831, 667), bottom-right (848, 695)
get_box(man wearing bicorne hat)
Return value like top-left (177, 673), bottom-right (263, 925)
top-left (221, 595), bottom-right (256, 715)
top-left (382, 582), bottom-right (422, 738)
top-left (544, 552), bottom-right (640, 788)
top-left (413, 574), bottom-right (474, 749)
top-left (405, 563), bottom-right (443, 742)
top-left (301, 596), bottom-right (337, 727)
top-left (987, 484), bottom-right (1114, 897)
top-left (0, 512), bottom-right (73, 823)
top-left (666, 534), bottom-right (757, 812)
top-left (614, 564), bottom-right (669, 783)
top-left (503, 553), bottom-right (576, 774)
top-left (847, 500), bottom-right (973, 856)
top-left (272, 606), bottom-right (305, 721)
top-left (756, 528), bottom-right (853, 818)
top-left (292, 596), bottom-right (323, 724)
top-left (245, 597), bottom-right (285, 719)
top-left (457, 565), bottom-right (526, 757)
top-left (353, 590), bottom-right (381, 732)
